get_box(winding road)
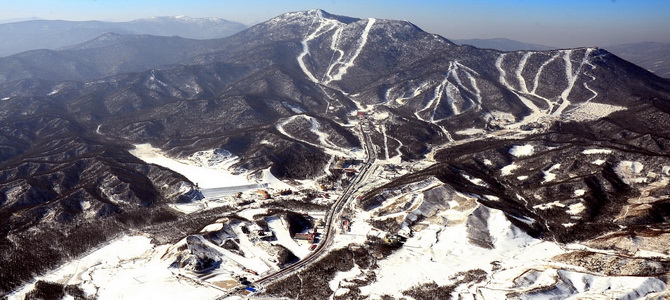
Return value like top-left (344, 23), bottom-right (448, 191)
top-left (254, 122), bottom-right (377, 289)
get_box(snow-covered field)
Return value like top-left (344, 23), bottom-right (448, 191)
top-left (130, 144), bottom-right (251, 189)
top-left (266, 216), bottom-right (311, 259)
top-left (10, 236), bottom-right (222, 300)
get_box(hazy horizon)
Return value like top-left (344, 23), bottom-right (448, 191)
top-left (2, 0), bottom-right (669, 48)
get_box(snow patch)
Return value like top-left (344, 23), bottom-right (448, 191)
top-left (462, 173), bottom-right (488, 187)
top-left (509, 144), bottom-right (534, 157)
top-left (568, 202), bottom-right (586, 215)
top-left (614, 161), bottom-right (647, 184)
top-left (282, 102), bottom-right (305, 113)
top-left (456, 128), bottom-right (486, 136)
top-left (533, 201), bottom-right (566, 210)
top-left (566, 102), bottom-right (626, 122)
top-left (582, 148), bottom-right (612, 155)
top-left (201, 223), bottom-right (224, 233)
top-left (501, 163), bottom-right (518, 176)
top-left (542, 164), bottom-right (560, 183)
top-left (592, 159), bottom-right (606, 165)
top-left (266, 216), bottom-right (310, 259)
top-left (129, 144), bottom-right (252, 189)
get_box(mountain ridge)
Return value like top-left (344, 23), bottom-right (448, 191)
top-left (0, 16), bottom-right (247, 57)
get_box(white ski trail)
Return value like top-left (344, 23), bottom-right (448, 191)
top-left (326, 18), bottom-right (376, 83)
top-left (516, 52), bottom-right (533, 93)
top-left (582, 54), bottom-right (598, 103)
top-left (321, 26), bottom-right (345, 83)
top-left (531, 52), bottom-right (560, 94)
top-left (496, 53), bottom-right (542, 117)
top-left (382, 123), bottom-right (390, 160)
top-left (276, 115), bottom-right (351, 157)
top-left (297, 13), bottom-right (340, 83)
top-left (456, 62), bottom-right (482, 108)
top-left (555, 48), bottom-right (592, 115)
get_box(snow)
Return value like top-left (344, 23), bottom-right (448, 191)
top-left (663, 166), bottom-right (670, 176)
top-left (574, 189), bottom-right (586, 197)
top-left (582, 148), bottom-right (612, 155)
top-left (556, 50), bottom-right (577, 115)
top-left (381, 123), bottom-right (390, 160)
top-left (566, 102), bottom-right (626, 122)
top-left (501, 163), bottom-right (518, 175)
top-left (462, 173), bottom-right (488, 187)
top-left (358, 203), bottom-right (566, 299)
top-left (532, 52), bottom-right (559, 95)
top-left (542, 164), bottom-right (561, 183)
top-left (517, 175), bottom-right (529, 180)
top-left (582, 57), bottom-right (599, 103)
top-left (533, 201), bottom-right (566, 210)
top-left (1, 97), bottom-right (10, 101)
top-left (568, 202), bottom-right (586, 215)
top-left (297, 12), bottom-right (336, 83)
top-left (201, 223), bottom-right (224, 233)
top-left (516, 52), bottom-right (533, 93)
top-left (276, 115), bottom-right (363, 158)
top-left (266, 216), bottom-right (310, 259)
top-left (592, 159), bottom-right (606, 165)
top-left (230, 225), bottom-right (278, 275)
top-left (496, 53), bottom-right (543, 124)
top-left (282, 101), bottom-right (305, 113)
top-left (237, 208), bottom-right (268, 221)
top-left (326, 18), bottom-right (376, 83)
top-left (10, 236), bottom-right (221, 300)
top-left (456, 128), bottom-right (485, 136)
top-left (509, 144), bottom-right (535, 157)
top-left (129, 144), bottom-right (252, 189)
top-left (482, 269), bottom-right (667, 299)
top-left (458, 62), bottom-right (483, 108)
top-left (614, 160), bottom-right (647, 184)
top-left (329, 264), bottom-right (362, 292)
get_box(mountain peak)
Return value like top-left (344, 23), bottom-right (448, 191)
top-left (269, 9), bottom-right (361, 25)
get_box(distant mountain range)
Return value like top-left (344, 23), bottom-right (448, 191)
top-left (0, 33), bottom-right (230, 84)
top-left (605, 42), bottom-right (670, 78)
top-left (0, 16), bottom-right (247, 57)
top-left (453, 38), bottom-right (556, 51)
top-left (455, 38), bottom-right (670, 78)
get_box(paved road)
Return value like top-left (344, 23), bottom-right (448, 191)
top-left (254, 124), bottom-right (376, 288)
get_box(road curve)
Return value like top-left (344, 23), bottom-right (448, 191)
top-left (254, 124), bottom-right (376, 288)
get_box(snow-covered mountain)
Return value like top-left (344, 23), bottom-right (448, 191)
top-left (3, 9), bottom-right (670, 299)
top-left (454, 38), bottom-right (670, 79)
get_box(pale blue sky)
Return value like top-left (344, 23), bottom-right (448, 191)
top-left (1, 0), bottom-right (668, 47)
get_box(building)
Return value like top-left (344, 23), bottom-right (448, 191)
top-left (295, 233), bottom-right (315, 242)
top-left (257, 190), bottom-right (271, 199)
